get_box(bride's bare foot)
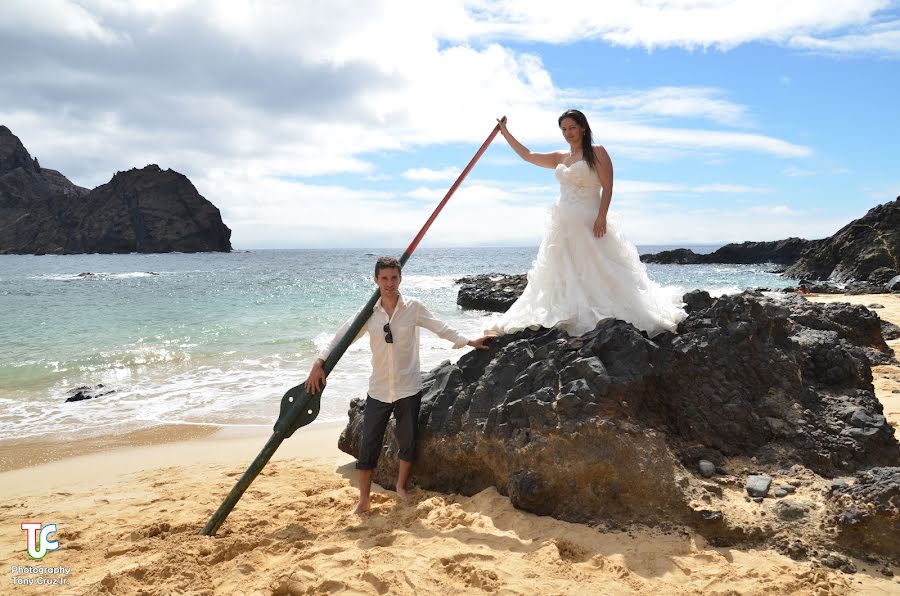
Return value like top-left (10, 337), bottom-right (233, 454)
top-left (351, 499), bottom-right (370, 515)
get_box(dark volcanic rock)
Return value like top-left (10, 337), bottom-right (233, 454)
top-left (883, 321), bottom-right (900, 341)
top-left (887, 275), bottom-right (900, 293)
top-left (640, 198), bottom-right (900, 285)
top-left (682, 289), bottom-right (713, 314)
top-left (0, 125), bottom-right (231, 254)
top-left (0, 125), bottom-right (37, 176)
top-left (785, 198), bottom-right (900, 283)
top-left (64, 384), bottom-right (115, 403)
top-left (70, 165), bottom-right (232, 254)
top-left (829, 467), bottom-right (900, 562)
top-left (746, 475), bottom-right (772, 498)
top-left (456, 273), bottom-right (527, 312)
top-left (340, 292), bottom-right (899, 536)
top-left (640, 247), bottom-right (703, 264)
top-left (641, 238), bottom-right (815, 265)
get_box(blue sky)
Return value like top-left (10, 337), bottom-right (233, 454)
top-left (1, 1), bottom-right (898, 249)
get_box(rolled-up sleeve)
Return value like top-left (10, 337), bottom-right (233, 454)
top-left (415, 302), bottom-right (469, 348)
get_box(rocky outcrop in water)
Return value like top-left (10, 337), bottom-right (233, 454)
top-left (64, 384), bottom-right (115, 403)
top-left (641, 238), bottom-right (815, 266)
top-left (339, 292), bottom-right (899, 561)
top-left (456, 273), bottom-right (527, 312)
top-left (0, 125), bottom-right (232, 254)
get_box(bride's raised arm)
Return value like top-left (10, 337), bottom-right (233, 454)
top-left (497, 117), bottom-right (562, 169)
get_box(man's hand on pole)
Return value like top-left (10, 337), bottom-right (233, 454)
top-left (304, 359), bottom-right (326, 394)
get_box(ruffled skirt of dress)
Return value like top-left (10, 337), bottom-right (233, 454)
top-left (486, 204), bottom-right (687, 337)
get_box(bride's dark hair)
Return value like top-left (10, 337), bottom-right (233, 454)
top-left (558, 109), bottom-right (596, 171)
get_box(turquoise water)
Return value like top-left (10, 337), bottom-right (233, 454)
top-left (0, 247), bottom-right (792, 442)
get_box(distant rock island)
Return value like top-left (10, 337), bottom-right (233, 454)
top-left (641, 198), bottom-right (899, 285)
top-left (0, 125), bottom-right (231, 254)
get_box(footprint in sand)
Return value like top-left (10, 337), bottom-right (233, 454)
top-left (552, 538), bottom-right (591, 562)
top-left (372, 533), bottom-right (396, 548)
top-left (208, 539), bottom-right (266, 564)
top-left (360, 571), bottom-right (392, 595)
top-left (437, 556), bottom-right (500, 591)
top-left (270, 523), bottom-right (314, 543)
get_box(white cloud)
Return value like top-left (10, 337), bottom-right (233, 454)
top-left (407, 187), bottom-right (444, 201)
top-left (204, 174), bottom-right (553, 249)
top-left (790, 19), bottom-right (900, 54)
top-left (467, 1), bottom-right (895, 52)
top-left (750, 205), bottom-right (802, 216)
top-left (862, 184), bottom-right (900, 200)
top-left (4, 0), bottom-right (890, 250)
top-left (403, 167), bottom-right (462, 181)
top-left (575, 87), bottom-right (750, 126)
top-left (607, 122), bottom-right (811, 158)
top-left (616, 180), bottom-right (769, 195)
top-left (613, 204), bottom-right (850, 245)
top-left (0, 0), bottom-right (124, 43)
top-left (783, 166), bottom-right (815, 177)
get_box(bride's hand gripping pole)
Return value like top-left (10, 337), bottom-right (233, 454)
top-left (200, 118), bottom-right (505, 536)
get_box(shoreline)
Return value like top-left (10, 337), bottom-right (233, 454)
top-left (2, 293), bottom-right (895, 476)
top-left (0, 292), bottom-right (897, 593)
top-left (0, 421), bottom-right (352, 500)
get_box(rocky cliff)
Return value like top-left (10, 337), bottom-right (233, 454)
top-left (0, 125), bottom-right (231, 254)
top-left (640, 198), bottom-right (900, 285)
top-left (784, 198), bottom-right (900, 284)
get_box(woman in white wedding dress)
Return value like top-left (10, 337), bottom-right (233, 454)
top-left (486, 109), bottom-right (687, 337)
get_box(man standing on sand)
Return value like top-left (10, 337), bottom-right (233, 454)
top-left (305, 256), bottom-right (491, 514)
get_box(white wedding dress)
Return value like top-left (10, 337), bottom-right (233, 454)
top-left (487, 160), bottom-right (687, 337)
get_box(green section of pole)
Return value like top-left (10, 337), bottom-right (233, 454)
top-left (200, 120), bottom-right (503, 536)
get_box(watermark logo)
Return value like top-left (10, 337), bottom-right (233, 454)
top-left (21, 522), bottom-right (60, 560)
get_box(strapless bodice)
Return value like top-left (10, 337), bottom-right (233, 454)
top-left (555, 160), bottom-right (602, 208)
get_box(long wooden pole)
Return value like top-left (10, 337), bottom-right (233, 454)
top-left (200, 118), bottom-right (505, 536)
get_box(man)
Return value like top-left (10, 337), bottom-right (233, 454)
top-left (305, 256), bottom-right (491, 514)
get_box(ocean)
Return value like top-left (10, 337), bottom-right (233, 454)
top-left (0, 247), bottom-right (793, 443)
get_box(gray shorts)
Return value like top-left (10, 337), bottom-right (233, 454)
top-left (356, 391), bottom-right (422, 470)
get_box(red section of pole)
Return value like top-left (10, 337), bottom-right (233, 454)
top-left (403, 117), bottom-right (505, 257)
top-left (201, 118), bottom-right (506, 537)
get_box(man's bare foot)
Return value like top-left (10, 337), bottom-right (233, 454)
top-left (351, 499), bottom-right (370, 515)
top-left (396, 487), bottom-right (411, 502)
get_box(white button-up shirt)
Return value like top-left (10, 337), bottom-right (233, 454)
top-left (317, 294), bottom-right (470, 403)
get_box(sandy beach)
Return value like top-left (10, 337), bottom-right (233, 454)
top-left (2, 294), bottom-right (898, 595)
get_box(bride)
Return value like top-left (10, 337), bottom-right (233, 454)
top-left (486, 109), bottom-right (687, 337)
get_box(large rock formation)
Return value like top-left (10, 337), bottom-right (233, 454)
top-left (0, 125), bottom-right (231, 254)
top-left (640, 198), bottom-right (900, 286)
top-left (784, 198), bottom-right (900, 283)
top-left (340, 292), bottom-right (899, 561)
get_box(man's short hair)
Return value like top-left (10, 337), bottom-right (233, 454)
top-left (374, 256), bottom-right (402, 277)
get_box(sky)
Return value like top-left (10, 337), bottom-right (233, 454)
top-left (1, 0), bottom-right (898, 250)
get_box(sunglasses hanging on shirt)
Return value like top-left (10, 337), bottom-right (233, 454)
top-left (383, 323), bottom-right (393, 343)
